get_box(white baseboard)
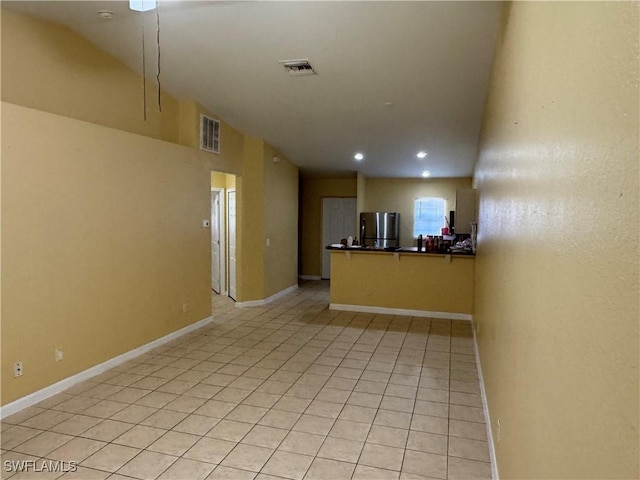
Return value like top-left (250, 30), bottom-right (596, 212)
top-left (472, 320), bottom-right (500, 480)
top-left (0, 315), bottom-right (213, 419)
top-left (235, 284), bottom-right (298, 308)
top-left (329, 303), bottom-right (473, 321)
top-left (299, 275), bottom-right (322, 281)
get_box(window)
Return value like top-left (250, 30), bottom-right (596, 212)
top-left (414, 197), bottom-right (446, 236)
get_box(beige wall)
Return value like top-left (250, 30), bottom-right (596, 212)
top-left (364, 178), bottom-right (472, 246)
top-left (473, 2), bottom-right (639, 479)
top-left (299, 177), bottom-right (357, 277)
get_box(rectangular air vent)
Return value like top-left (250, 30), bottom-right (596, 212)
top-left (279, 59), bottom-right (317, 76)
top-left (200, 114), bottom-right (220, 154)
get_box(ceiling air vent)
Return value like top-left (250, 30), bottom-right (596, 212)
top-left (279, 59), bottom-right (317, 76)
top-left (200, 114), bottom-right (220, 154)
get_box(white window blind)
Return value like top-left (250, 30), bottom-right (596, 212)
top-left (413, 197), bottom-right (445, 236)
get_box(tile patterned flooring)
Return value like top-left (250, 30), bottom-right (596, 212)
top-left (1, 281), bottom-right (492, 480)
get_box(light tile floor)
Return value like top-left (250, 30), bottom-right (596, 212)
top-left (1, 281), bottom-right (492, 480)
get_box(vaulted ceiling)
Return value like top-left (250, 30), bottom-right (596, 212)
top-left (4, 1), bottom-right (504, 178)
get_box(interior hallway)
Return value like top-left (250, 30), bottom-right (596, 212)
top-left (1, 281), bottom-right (490, 480)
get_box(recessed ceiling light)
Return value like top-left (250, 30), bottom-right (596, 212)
top-left (354, 153), bottom-right (364, 161)
top-left (417, 151), bottom-right (428, 159)
top-left (422, 170), bottom-right (431, 178)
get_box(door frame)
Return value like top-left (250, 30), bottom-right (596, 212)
top-left (211, 187), bottom-right (226, 295)
top-left (227, 188), bottom-right (237, 301)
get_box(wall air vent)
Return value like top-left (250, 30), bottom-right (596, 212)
top-left (279, 59), bottom-right (317, 76)
top-left (200, 114), bottom-right (220, 154)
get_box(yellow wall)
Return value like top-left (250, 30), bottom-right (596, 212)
top-left (211, 172), bottom-right (235, 189)
top-left (356, 172), bottom-right (367, 221)
top-left (330, 251), bottom-right (474, 314)
top-left (210, 172), bottom-right (236, 190)
top-left (1, 9), bottom-right (244, 176)
top-left (1, 9), bottom-right (179, 144)
top-left (236, 141), bottom-right (299, 301)
top-left (473, 2), bottom-right (639, 478)
top-left (1, 8), bottom-right (299, 405)
top-left (183, 101), bottom-right (244, 175)
top-left (263, 147), bottom-right (299, 297)
top-left (2, 103), bottom-right (211, 404)
top-left (364, 177), bottom-right (472, 246)
top-left (211, 172), bottom-right (226, 188)
top-left (237, 136), bottom-right (266, 301)
top-left (299, 177), bottom-right (357, 277)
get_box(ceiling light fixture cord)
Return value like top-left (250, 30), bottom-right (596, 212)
top-left (156, 0), bottom-right (162, 112)
top-left (141, 10), bottom-right (147, 121)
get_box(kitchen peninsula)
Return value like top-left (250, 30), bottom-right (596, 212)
top-left (328, 247), bottom-right (475, 319)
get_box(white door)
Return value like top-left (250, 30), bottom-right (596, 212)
top-left (322, 197), bottom-right (357, 279)
top-left (211, 188), bottom-right (224, 294)
top-left (227, 189), bottom-right (237, 301)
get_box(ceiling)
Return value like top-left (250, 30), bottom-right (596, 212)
top-left (4, 1), bottom-right (504, 178)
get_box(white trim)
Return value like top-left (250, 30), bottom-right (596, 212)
top-left (472, 319), bottom-right (500, 480)
top-left (329, 303), bottom-right (472, 320)
top-left (0, 316), bottom-right (213, 419)
top-left (211, 186), bottom-right (226, 295)
top-left (227, 188), bottom-right (237, 300)
top-left (235, 284), bottom-right (298, 308)
top-left (299, 275), bottom-right (322, 281)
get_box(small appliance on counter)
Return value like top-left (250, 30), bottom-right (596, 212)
top-left (360, 212), bottom-right (400, 248)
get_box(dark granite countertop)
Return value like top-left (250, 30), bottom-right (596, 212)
top-left (325, 245), bottom-right (475, 256)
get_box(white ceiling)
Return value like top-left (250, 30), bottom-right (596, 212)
top-left (4, 1), bottom-right (504, 178)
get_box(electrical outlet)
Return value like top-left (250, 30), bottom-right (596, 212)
top-left (55, 348), bottom-right (64, 362)
top-left (13, 361), bottom-right (23, 377)
top-left (475, 321), bottom-right (480, 335)
top-left (496, 419), bottom-right (501, 442)
top-left (182, 303), bottom-right (189, 314)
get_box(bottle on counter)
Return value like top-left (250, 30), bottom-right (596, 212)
top-left (417, 234), bottom-right (423, 252)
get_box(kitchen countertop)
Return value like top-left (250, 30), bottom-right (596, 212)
top-left (326, 245), bottom-right (475, 256)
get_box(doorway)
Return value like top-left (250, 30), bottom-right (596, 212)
top-left (210, 172), bottom-right (237, 301)
top-left (321, 197), bottom-right (357, 279)
top-left (210, 188), bottom-right (225, 294)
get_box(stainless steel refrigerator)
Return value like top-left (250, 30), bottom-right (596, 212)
top-left (360, 212), bottom-right (400, 247)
